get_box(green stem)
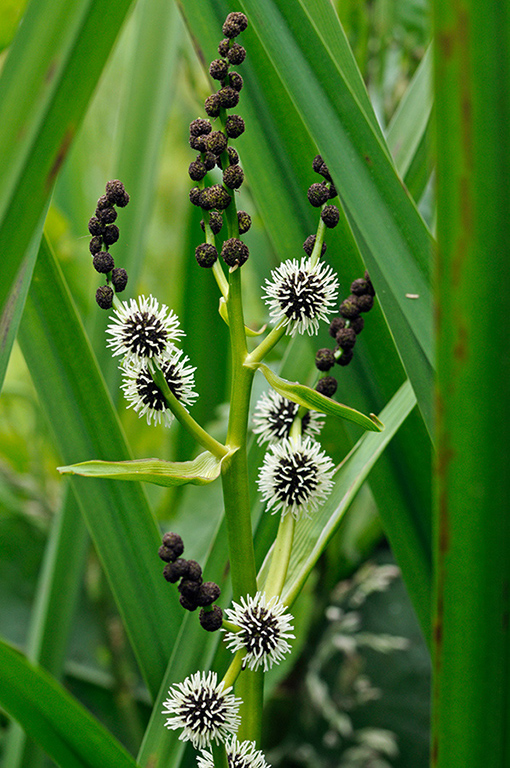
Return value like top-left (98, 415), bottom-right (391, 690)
top-left (222, 650), bottom-right (245, 688)
top-left (211, 741), bottom-right (229, 768)
top-left (310, 215), bottom-right (327, 268)
top-left (149, 362), bottom-right (228, 459)
top-left (245, 320), bottom-right (287, 366)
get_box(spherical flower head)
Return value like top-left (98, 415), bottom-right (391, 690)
top-left (262, 257), bottom-right (339, 337)
top-left (223, 592), bottom-right (295, 672)
top-left (252, 389), bottom-right (324, 446)
top-left (162, 671), bottom-right (242, 750)
top-left (197, 736), bottom-right (270, 768)
top-left (257, 435), bottom-right (335, 519)
top-left (106, 294), bottom-right (184, 363)
top-left (120, 349), bottom-right (198, 427)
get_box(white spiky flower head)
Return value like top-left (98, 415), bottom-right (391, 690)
top-left (162, 671), bottom-right (242, 750)
top-left (106, 294), bottom-right (184, 363)
top-left (257, 435), bottom-right (335, 520)
top-left (197, 735), bottom-right (271, 768)
top-left (252, 389), bottom-right (324, 446)
top-left (262, 257), bottom-right (339, 336)
top-left (120, 348), bottom-right (198, 427)
top-left (223, 592), bottom-right (294, 672)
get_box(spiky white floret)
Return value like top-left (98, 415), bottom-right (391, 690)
top-left (106, 294), bottom-right (184, 362)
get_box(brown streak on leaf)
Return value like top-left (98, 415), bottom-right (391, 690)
top-left (46, 127), bottom-right (74, 191)
top-left (45, 59), bottom-right (57, 83)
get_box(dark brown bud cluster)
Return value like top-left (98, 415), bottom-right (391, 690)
top-left (188, 13), bottom-right (250, 271)
top-left (315, 271), bottom-right (375, 394)
top-left (89, 180), bottom-right (130, 309)
top-left (159, 532), bottom-right (223, 631)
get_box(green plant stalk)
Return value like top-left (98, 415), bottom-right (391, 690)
top-left (150, 362), bottom-right (228, 459)
top-left (262, 513), bottom-right (295, 599)
top-left (432, 0), bottom-right (510, 763)
top-left (246, 321), bottom-right (287, 366)
top-left (211, 741), bottom-right (229, 768)
top-left (221, 263), bottom-right (263, 743)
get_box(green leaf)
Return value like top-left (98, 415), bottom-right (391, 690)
top-left (254, 362), bottom-right (384, 432)
top-left (58, 449), bottom-right (234, 488)
top-left (17, 235), bottom-right (176, 701)
top-left (0, 0), bottom-right (134, 337)
top-left (0, 638), bottom-right (140, 768)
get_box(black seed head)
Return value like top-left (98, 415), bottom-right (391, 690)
top-left (89, 235), bottom-right (102, 255)
top-left (105, 180), bottom-right (129, 207)
top-left (162, 532), bottom-right (184, 558)
top-left (321, 204), bottom-right (340, 228)
top-left (336, 327), bottom-right (357, 350)
top-left (307, 182), bottom-right (330, 207)
top-left (336, 348), bottom-right (354, 367)
top-left (316, 376), bottom-right (338, 397)
top-left (196, 581), bottom-right (221, 607)
top-left (237, 210), bottom-right (251, 234)
top-left (186, 560), bottom-right (203, 582)
top-left (93, 251), bottom-right (115, 274)
top-left (189, 133), bottom-right (207, 152)
top-left (228, 71), bottom-right (244, 91)
top-left (350, 316), bottom-right (365, 334)
top-left (189, 187), bottom-right (203, 207)
top-left (95, 285), bottom-right (114, 310)
top-left (179, 594), bottom-right (198, 612)
top-left (96, 205), bottom-right (117, 224)
top-left (200, 605), bottom-right (223, 631)
top-left (179, 578), bottom-right (202, 601)
top-left (217, 86), bottom-right (239, 109)
top-left (200, 212), bottom-right (223, 235)
top-left (223, 12), bottom-right (248, 37)
top-left (204, 184), bottom-right (232, 211)
top-left (163, 558), bottom-right (189, 583)
top-left (223, 164), bottom-right (244, 189)
top-left (364, 270), bottom-right (376, 296)
top-left (218, 38), bottom-right (230, 57)
top-left (227, 146), bottom-right (239, 165)
top-left (225, 114), bottom-right (245, 138)
top-left (189, 118), bottom-right (212, 137)
top-left (350, 278), bottom-right (370, 295)
top-left (303, 234), bottom-right (327, 257)
top-left (195, 243), bottom-right (218, 268)
top-left (209, 58), bottom-right (229, 80)
top-left (88, 216), bottom-right (103, 236)
top-left (202, 151), bottom-right (217, 170)
top-left (204, 93), bottom-right (221, 117)
top-left (96, 194), bottom-right (111, 210)
top-left (339, 295), bottom-right (361, 319)
top-left (312, 154), bottom-right (324, 173)
top-left (356, 293), bottom-right (374, 312)
top-left (188, 159), bottom-right (208, 181)
top-left (227, 42), bottom-right (246, 65)
top-left (328, 182), bottom-right (338, 199)
top-left (329, 317), bottom-right (346, 338)
top-left (205, 131), bottom-right (228, 155)
top-left (319, 162), bottom-right (332, 182)
top-left (315, 348), bottom-right (335, 371)
top-left (221, 237), bottom-right (249, 267)
top-left (103, 224), bottom-right (119, 246)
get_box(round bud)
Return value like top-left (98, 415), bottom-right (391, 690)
top-left (316, 376), bottom-right (338, 397)
top-left (195, 243), bottom-right (218, 268)
top-left (205, 184), bottom-right (232, 211)
top-left (329, 317), bottom-right (346, 338)
top-left (228, 71), bottom-right (244, 92)
top-left (179, 578), bottom-right (202, 601)
top-left (307, 182), bottom-right (330, 207)
top-left (179, 594), bottom-right (198, 612)
top-left (223, 12), bottom-right (248, 37)
top-left (196, 581), bottom-right (221, 607)
top-left (364, 271), bottom-right (376, 296)
top-left (336, 348), bottom-right (354, 367)
top-left (350, 278), bottom-right (370, 296)
top-left (103, 224), bottom-right (119, 246)
top-left (227, 43), bottom-right (246, 65)
top-left (237, 210), bottom-right (251, 234)
top-left (158, 545), bottom-right (174, 563)
top-left (209, 58), bottom-right (229, 80)
top-left (204, 93), bottom-right (221, 117)
top-left (315, 348), bottom-right (335, 371)
top-left (350, 316), bottom-right (365, 334)
top-left (188, 159), bottom-right (207, 181)
top-left (96, 205), bottom-right (117, 224)
top-left (321, 205), bottom-right (340, 228)
top-left (357, 294), bottom-right (374, 312)
top-left (187, 560), bottom-right (203, 582)
top-left (217, 86), bottom-right (239, 109)
top-left (312, 154), bottom-right (324, 173)
top-left (200, 212), bottom-right (223, 235)
top-left (303, 234), bottom-right (326, 257)
top-left (163, 559), bottom-right (189, 583)
top-left (336, 327), bottom-right (357, 351)
top-left (96, 194), bottom-right (111, 210)
top-left (225, 114), bottom-right (245, 138)
top-left (189, 187), bottom-right (203, 207)
top-left (89, 236), bottom-right (102, 255)
top-left (203, 151), bottom-right (217, 170)
top-left (227, 146), bottom-right (239, 165)
top-left (95, 285), bottom-right (113, 310)
top-left (319, 162), bottom-right (332, 182)
top-left (88, 216), bottom-right (103, 236)
top-left (339, 295), bottom-right (361, 319)
top-left (200, 605), bottom-right (223, 631)
top-left (221, 237), bottom-right (249, 267)
top-left (110, 267), bottom-right (128, 292)
top-left (162, 532), bottom-right (184, 557)
top-left (223, 164), bottom-right (244, 189)
top-left (189, 133), bottom-right (207, 152)
top-left (93, 251), bottom-right (114, 273)
top-left (105, 180), bottom-right (129, 207)
top-left (189, 118), bottom-right (212, 137)
top-left (218, 38), bottom-right (230, 57)
top-left (205, 131), bottom-right (228, 155)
